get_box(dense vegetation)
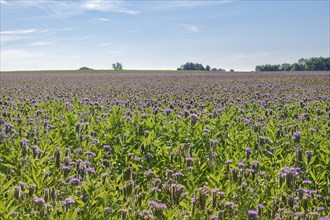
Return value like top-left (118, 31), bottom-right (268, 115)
top-left (177, 63), bottom-right (225, 71)
top-left (78, 67), bottom-right (94, 71)
top-left (255, 57), bottom-right (330, 72)
top-left (0, 71), bottom-right (329, 219)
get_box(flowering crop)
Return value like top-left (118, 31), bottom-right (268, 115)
top-left (0, 71), bottom-right (329, 219)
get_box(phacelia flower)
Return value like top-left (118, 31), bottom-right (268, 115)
top-left (70, 178), bottom-right (80, 185)
top-left (292, 131), bottom-right (301, 142)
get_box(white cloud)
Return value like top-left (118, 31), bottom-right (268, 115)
top-left (0, 29), bottom-right (37, 35)
top-left (0, 28), bottom-right (72, 46)
top-left (0, 0), bottom-right (9, 5)
top-left (179, 24), bottom-right (200, 33)
top-left (82, 0), bottom-right (139, 14)
top-left (18, 0), bottom-right (140, 17)
top-left (98, 18), bottom-right (111, 22)
top-left (30, 41), bottom-right (51, 46)
top-left (0, 29), bottom-right (38, 45)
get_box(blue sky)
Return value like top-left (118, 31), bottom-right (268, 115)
top-left (1, 0), bottom-right (329, 71)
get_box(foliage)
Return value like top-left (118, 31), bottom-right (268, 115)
top-left (177, 63), bottom-right (226, 72)
top-left (256, 57), bottom-right (330, 71)
top-left (0, 71), bottom-right (329, 219)
top-left (178, 62), bottom-right (206, 71)
top-left (112, 62), bottom-right (123, 71)
top-left (78, 67), bottom-right (93, 71)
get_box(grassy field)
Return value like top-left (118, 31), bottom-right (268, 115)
top-left (0, 71), bottom-right (329, 219)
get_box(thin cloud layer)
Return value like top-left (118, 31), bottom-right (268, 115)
top-left (179, 24), bottom-right (200, 33)
top-left (16, 0), bottom-right (139, 17)
top-left (82, 0), bottom-right (139, 14)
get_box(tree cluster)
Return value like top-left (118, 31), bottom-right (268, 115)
top-left (255, 57), bottom-right (330, 71)
top-left (112, 62), bottom-right (123, 71)
top-left (78, 66), bottom-right (93, 71)
top-left (177, 62), bottom-right (225, 71)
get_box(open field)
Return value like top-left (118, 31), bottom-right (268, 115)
top-left (0, 71), bottom-right (329, 219)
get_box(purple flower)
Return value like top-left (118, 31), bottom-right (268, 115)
top-left (70, 178), bottom-right (80, 185)
top-left (144, 169), bottom-right (154, 176)
top-left (11, 211), bottom-right (18, 216)
top-left (62, 165), bottom-right (71, 170)
top-left (302, 180), bottom-right (311, 184)
top-left (85, 151), bottom-right (96, 157)
top-left (238, 162), bottom-right (245, 168)
top-left (211, 216), bottom-right (219, 220)
top-left (165, 108), bottom-right (172, 115)
top-left (65, 101), bottom-right (73, 107)
top-left (275, 213), bottom-right (282, 220)
top-left (225, 160), bottom-right (232, 164)
top-left (247, 210), bottom-right (259, 219)
top-left (86, 167), bottom-right (95, 173)
top-left (33, 197), bottom-right (45, 204)
top-left (103, 145), bottom-right (111, 151)
top-left (185, 157), bottom-right (194, 161)
top-left (246, 148), bottom-right (252, 155)
top-left (65, 198), bottom-right (75, 205)
top-left (154, 178), bottom-right (161, 184)
top-left (171, 183), bottom-right (185, 191)
top-left (257, 204), bottom-right (265, 209)
top-left (34, 148), bottom-right (43, 155)
top-left (190, 113), bottom-right (200, 121)
top-left (165, 168), bottom-right (173, 173)
top-left (211, 188), bottom-right (219, 193)
top-left (292, 131), bottom-right (301, 142)
top-left (318, 206), bottom-right (324, 211)
top-left (150, 187), bottom-right (162, 192)
top-left (104, 207), bottom-right (111, 213)
top-left (133, 156), bottom-right (140, 161)
top-left (149, 200), bottom-right (167, 210)
top-left (173, 171), bottom-right (183, 177)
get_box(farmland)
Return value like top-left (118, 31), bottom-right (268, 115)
top-left (0, 71), bottom-right (329, 219)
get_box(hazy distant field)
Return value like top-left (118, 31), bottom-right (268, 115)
top-left (0, 71), bottom-right (329, 219)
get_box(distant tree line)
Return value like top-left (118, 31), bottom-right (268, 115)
top-left (177, 62), bottom-right (226, 71)
top-left (255, 57), bottom-right (330, 71)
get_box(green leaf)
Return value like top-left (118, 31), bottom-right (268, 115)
top-left (309, 170), bottom-right (317, 183)
top-left (0, 177), bottom-right (14, 194)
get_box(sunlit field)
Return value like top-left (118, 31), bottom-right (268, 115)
top-left (0, 71), bottom-right (329, 219)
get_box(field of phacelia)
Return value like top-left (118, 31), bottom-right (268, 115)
top-left (0, 71), bottom-right (329, 219)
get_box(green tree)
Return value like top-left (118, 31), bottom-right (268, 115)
top-left (178, 62), bottom-right (206, 71)
top-left (205, 65), bottom-right (211, 71)
top-left (255, 64), bottom-right (281, 71)
top-left (306, 57), bottom-right (330, 71)
top-left (112, 62), bottom-right (123, 71)
top-left (79, 66), bottom-right (93, 71)
top-left (290, 63), bottom-right (305, 71)
top-left (280, 63), bottom-right (292, 71)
